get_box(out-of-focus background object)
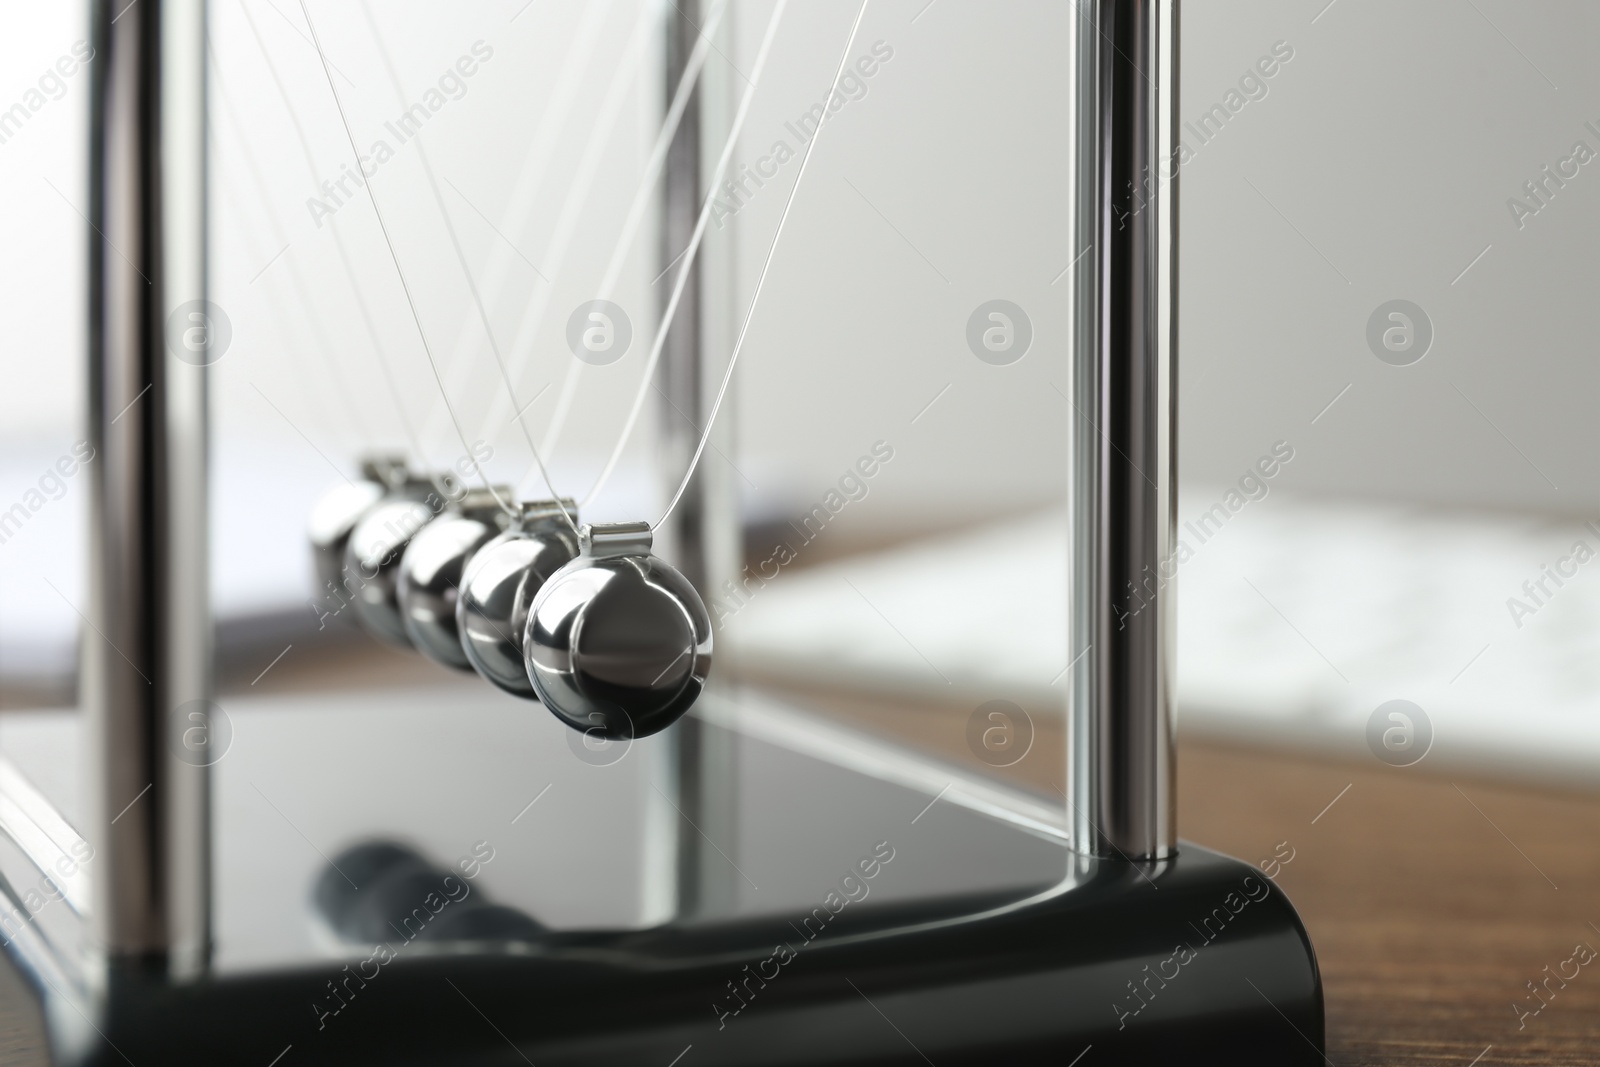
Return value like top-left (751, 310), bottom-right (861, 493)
top-left (733, 495), bottom-right (1600, 788)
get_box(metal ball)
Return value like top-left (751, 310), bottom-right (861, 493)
top-left (344, 496), bottom-right (439, 647)
top-left (308, 479), bottom-right (384, 596)
top-left (524, 522), bottom-right (711, 740)
top-left (457, 501), bottom-right (579, 698)
top-left (306, 456), bottom-right (419, 597)
top-left (396, 490), bottom-right (512, 669)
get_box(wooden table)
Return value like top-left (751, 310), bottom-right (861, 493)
top-left (1188, 740), bottom-right (1600, 1066)
top-left (767, 681), bottom-right (1600, 1066)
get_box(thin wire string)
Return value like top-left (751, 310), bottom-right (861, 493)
top-left (532, 0), bottom-right (728, 473)
top-left (579, 0), bottom-right (792, 511)
top-left (595, 0), bottom-right (727, 308)
top-left (418, 0), bottom-right (618, 456)
top-left (655, 0), bottom-right (871, 528)
top-left (467, 10), bottom-right (661, 459)
top-left (237, 0), bottom-right (456, 500)
top-left (358, 0), bottom-right (577, 534)
top-left (208, 37), bottom-right (349, 445)
top-left (298, 0), bottom-right (514, 516)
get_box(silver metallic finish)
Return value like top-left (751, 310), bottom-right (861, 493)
top-left (456, 500), bottom-right (579, 696)
top-left (1068, 0), bottom-right (1179, 861)
top-left (396, 489), bottom-right (513, 669)
top-left (84, 0), bottom-right (210, 969)
top-left (307, 456), bottom-right (421, 596)
top-left (309, 481), bottom-right (383, 592)
top-left (652, 0), bottom-right (744, 923)
top-left (345, 496), bottom-right (437, 648)
top-left (523, 523), bottom-right (712, 741)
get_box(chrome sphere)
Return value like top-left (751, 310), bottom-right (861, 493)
top-left (307, 456), bottom-right (421, 597)
top-left (344, 496), bottom-right (438, 647)
top-left (457, 501), bottom-right (579, 698)
top-left (524, 522), bottom-right (711, 740)
top-left (396, 490), bottom-right (511, 669)
top-left (308, 480), bottom-right (383, 596)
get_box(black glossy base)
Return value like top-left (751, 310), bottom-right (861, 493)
top-left (18, 841), bottom-right (1322, 1066)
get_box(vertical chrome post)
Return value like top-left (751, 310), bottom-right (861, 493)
top-left (85, 0), bottom-right (211, 970)
top-left (1068, 0), bottom-right (1179, 861)
top-left (652, 0), bottom-right (741, 920)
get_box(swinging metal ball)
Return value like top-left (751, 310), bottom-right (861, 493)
top-left (397, 489), bottom-right (513, 670)
top-left (344, 494), bottom-right (439, 648)
top-left (309, 482), bottom-right (382, 596)
top-left (524, 522), bottom-right (711, 741)
top-left (456, 500), bottom-right (579, 698)
top-left (307, 455), bottom-right (423, 598)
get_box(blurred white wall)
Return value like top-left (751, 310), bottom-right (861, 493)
top-left (1177, 0), bottom-right (1600, 517)
top-left (0, 2), bottom-right (87, 440)
top-left (722, 0), bottom-right (1600, 526)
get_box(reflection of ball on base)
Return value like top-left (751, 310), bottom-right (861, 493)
top-left (457, 501), bottom-right (578, 698)
top-left (524, 522), bottom-right (710, 740)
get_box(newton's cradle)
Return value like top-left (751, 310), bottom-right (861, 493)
top-left (0, 1), bottom-right (1323, 1063)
